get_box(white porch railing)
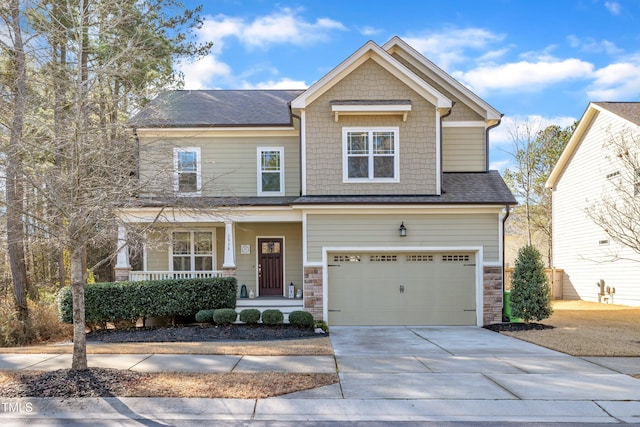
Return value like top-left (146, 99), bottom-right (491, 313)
top-left (129, 271), bottom-right (225, 281)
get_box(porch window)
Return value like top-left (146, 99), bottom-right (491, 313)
top-left (172, 231), bottom-right (213, 271)
top-left (258, 147), bottom-right (284, 196)
top-left (174, 147), bottom-right (201, 194)
top-left (343, 127), bottom-right (399, 182)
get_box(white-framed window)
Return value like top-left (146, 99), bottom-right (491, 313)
top-left (174, 147), bottom-right (201, 194)
top-left (171, 231), bottom-right (214, 271)
top-left (343, 127), bottom-right (399, 182)
top-left (257, 147), bottom-right (284, 196)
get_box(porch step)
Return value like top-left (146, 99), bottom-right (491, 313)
top-left (236, 298), bottom-right (304, 323)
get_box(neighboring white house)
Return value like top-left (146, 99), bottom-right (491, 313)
top-left (546, 102), bottom-right (640, 306)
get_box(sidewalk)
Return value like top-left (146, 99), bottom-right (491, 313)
top-left (1, 327), bottom-right (640, 424)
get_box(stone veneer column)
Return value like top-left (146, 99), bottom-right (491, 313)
top-left (114, 267), bottom-right (131, 282)
top-left (483, 266), bottom-right (503, 325)
top-left (303, 266), bottom-right (324, 320)
top-left (221, 267), bottom-right (237, 278)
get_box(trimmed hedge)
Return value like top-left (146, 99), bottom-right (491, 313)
top-left (195, 309), bottom-right (215, 324)
top-left (58, 277), bottom-right (237, 325)
top-left (288, 310), bottom-right (314, 328)
top-left (261, 309), bottom-right (284, 325)
top-left (239, 308), bottom-right (261, 324)
top-left (213, 308), bottom-right (238, 325)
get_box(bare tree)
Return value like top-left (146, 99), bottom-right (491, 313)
top-left (1, 0), bottom-right (31, 328)
top-left (2, 0), bottom-right (211, 369)
top-left (503, 121), bottom-right (574, 266)
top-left (586, 127), bottom-right (640, 257)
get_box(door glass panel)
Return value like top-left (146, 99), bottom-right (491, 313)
top-left (261, 241), bottom-right (281, 254)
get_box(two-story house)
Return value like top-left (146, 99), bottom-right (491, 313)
top-left (547, 102), bottom-right (640, 306)
top-left (116, 37), bottom-right (516, 326)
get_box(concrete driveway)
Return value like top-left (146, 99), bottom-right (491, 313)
top-left (264, 325), bottom-right (640, 423)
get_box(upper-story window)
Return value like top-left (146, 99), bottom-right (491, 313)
top-left (174, 147), bottom-right (201, 195)
top-left (343, 127), bottom-right (399, 182)
top-left (258, 147), bottom-right (284, 196)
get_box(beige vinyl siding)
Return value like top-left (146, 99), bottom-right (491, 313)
top-left (305, 59), bottom-right (438, 196)
top-left (553, 110), bottom-right (640, 306)
top-left (234, 222), bottom-right (303, 296)
top-left (138, 135), bottom-right (300, 197)
top-left (306, 213), bottom-right (499, 263)
top-left (442, 127), bottom-right (486, 172)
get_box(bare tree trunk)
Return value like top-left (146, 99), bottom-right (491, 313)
top-left (70, 244), bottom-right (87, 370)
top-left (6, 0), bottom-right (30, 324)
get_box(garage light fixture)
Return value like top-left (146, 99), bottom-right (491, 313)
top-left (399, 222), bottom-right (407, 237)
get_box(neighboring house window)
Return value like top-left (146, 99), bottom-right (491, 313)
top-left (174, 147), bottom-right (201, 194)
top-left (172, 231), bottom-right (213, 271)
top-left (343, 127), bottom-right (399, 182)
top-left (258, 147), bottom-right (284, 196)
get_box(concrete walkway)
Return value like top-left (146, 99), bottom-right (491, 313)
top-left (1, 326), bottom-right (640, 424)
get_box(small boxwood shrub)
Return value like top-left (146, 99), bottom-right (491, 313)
top-left (213, 308), bottom-right (238, 325)
top-left (195, 309), bottom-right (215, 324)
top-left (58, 277), bottom-right (237, 325)
top-left (239, 308), bottom-right (261, 324)
top-left (261, 309), bottom-right (284, 325)
top-left (288, 310), bottom-right (314, 328)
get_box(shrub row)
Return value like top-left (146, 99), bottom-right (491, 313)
top-left (195, 308), bottom-right (314, 327)
top-left (58, 277), bottom-right (237, 325)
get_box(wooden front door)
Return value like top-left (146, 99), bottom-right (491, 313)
top-left (258, 238), bottom-right (284, 296)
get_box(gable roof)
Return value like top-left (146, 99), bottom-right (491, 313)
top-left (546, 102), bottom-right (640, 188)
top-left (131, 90), bottom-right (304, 128)
top-left (383, 36), bottom-right (502, 124)
top-left (291, 40), bottom-right (452, 110)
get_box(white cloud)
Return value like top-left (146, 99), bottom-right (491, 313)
top-left (490, 114), bottom-right (577, 148)
top-left (242, 78), bottom-right (308, 90)
top-left (403, 28), bottom-right (505, 70)
top-left (453, 58), bottom-right (594, 95)
top-left (567, 35), bottom-right (624, 55)
top-left (198, 8), bottom-right (346, 51)
top-left (179, 55), bottom-right (232, 90)
top-left (605, 1), bottom-right (622, 15)
top-left (358, 26), bottom-right (382, 36)
top-left (588, 62), bottom-right (640, 100)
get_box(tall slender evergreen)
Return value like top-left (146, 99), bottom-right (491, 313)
top-left (510, 245), bottom-right (553, 322)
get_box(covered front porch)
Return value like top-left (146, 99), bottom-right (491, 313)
top-left (114, 207), bottom-right (305, 305)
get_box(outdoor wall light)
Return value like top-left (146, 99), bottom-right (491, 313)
top-left (399, 221), bottom-right (407, 237)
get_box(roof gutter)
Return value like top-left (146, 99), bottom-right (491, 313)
top-left (439, 104), bottom-right (454, 193)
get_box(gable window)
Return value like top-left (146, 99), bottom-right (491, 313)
top-left (172, 231), bottom-right (213, 271)
top-left (258, 147), bottom-right (284, 196)
top-left (343, 127), bottom-right (399, 182)
top-left (174, 147), bottom-right (201, 194)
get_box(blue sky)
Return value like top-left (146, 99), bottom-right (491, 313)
top-left (180, 0), bottom-right (640, 170)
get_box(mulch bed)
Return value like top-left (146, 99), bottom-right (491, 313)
top-left (484, 322), bottom-right (554, 332)
top-left (86, 323), bottom-right (321, 343)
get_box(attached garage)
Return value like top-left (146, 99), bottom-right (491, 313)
top-left (327, 251), bottom-right (477, 326)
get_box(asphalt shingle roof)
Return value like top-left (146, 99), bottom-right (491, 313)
top-left (131, 90), bottom-right (304, 128)
top-left (292, 171), bottom-right (516, 205)
top-left (593, 102), bottom-right (640, 127)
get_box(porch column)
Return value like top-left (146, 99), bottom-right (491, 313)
top-left (114, 224), bottom-right (131, 282)
top-left (222, 221), bottom-right (236, 276)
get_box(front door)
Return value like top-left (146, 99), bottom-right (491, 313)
top-left (258, 238), bottom-right (284, 296)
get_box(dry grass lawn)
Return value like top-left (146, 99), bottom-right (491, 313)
top-left (501, 300), bottom-right (640, 357)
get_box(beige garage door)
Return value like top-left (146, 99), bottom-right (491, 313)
top-left (328, 252), bottom-right (476, 326)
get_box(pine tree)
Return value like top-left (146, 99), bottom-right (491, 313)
top-left (510, 245), bottom-right (553, 322)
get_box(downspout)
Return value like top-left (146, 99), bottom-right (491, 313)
top-left (501, 203), bottom-right (511, 320)
top-left (485, 117), bottom-right (503, 171)
top-left (291, 111), bottom-right (302, 196)
top-left (439, 104), bottom-right (453, 193)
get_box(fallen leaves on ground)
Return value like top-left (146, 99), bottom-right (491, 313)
top-left (0, 368), bottom-right (339, 398)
